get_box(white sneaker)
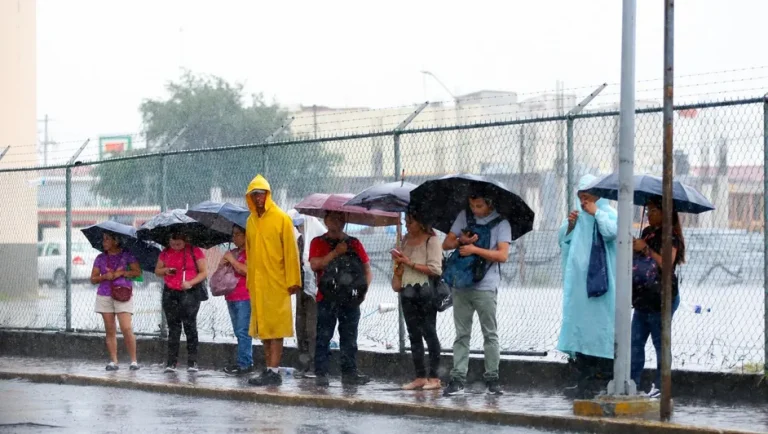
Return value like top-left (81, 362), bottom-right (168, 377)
top-left (647, 384), bottom-right (661, 399)
top-left (106, 362), bottom-right (119, 371)
top-left (129, 362), bottom-right (140, 371)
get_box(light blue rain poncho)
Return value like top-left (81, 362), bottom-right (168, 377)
top-left (557, 174), bottom-right (617, 360)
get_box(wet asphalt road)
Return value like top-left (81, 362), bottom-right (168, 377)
top-left (0, 380), bottom-right (567, 434)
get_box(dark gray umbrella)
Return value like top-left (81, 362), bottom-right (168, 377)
top-left (80, 221), bottom-right (160, 272)
top-left (186, 201), bottom-right (250, 235)
top-left (344, 181), bottom-right (418, 213)
top-left (409, 173), bottom-right (534, 239)
top-left (581, 173), bottom-right (715, 214)
top-left (137, 209), bottom-right (231, 249)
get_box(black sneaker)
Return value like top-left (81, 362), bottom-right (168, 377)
top-left (106, 362), bottom-right (119, 371)
top-left (248, 369), bottom-right (282, 386)
top-left (225, 365), bottom-right (254, 376)
top-left (486, 379), bottom-right (504, 396)
top-left (341, 373), bottom-right (370, 386)
top-left (223, 365), bottom-right (240, 375)
top-left (443, 379), bottom-right (465, 396)
top-left (164, 363), bottom-right (177, 373)
top-left (315, 375), bottom-right (330, 387)
top-left (187, 362), bottom-right (199, 373)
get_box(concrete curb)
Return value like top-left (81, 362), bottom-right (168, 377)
top-left (0, 371), bottom-right (760, 434)
top-left (2, 330), bottom-right (766, 402)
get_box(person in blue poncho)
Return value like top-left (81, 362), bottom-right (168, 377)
top-left (557, 174), bottom-right (617, 399)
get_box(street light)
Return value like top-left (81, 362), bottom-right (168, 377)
top-left (420, 70), bottom-right (457, 102)
top-left (421, 71), bottom-right (465, 171)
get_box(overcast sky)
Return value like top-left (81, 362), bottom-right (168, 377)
top-left (36, 0), bottom-right (767, 164)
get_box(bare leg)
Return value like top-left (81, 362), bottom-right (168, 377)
top-left (268, 339), bottom-right (284, 368)
top-left (264, 340), bottom-right (272, 368)
top-left (102, 313), bottom-right (118, 363)
top-left (117, 313), bottom-right (137, 363)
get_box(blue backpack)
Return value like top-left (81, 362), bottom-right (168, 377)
top-left (442, 212), bottom-right (503, 289)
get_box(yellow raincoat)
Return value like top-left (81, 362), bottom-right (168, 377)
top-left (245, 175), bottom-right (302, 340)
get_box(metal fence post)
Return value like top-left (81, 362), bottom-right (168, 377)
top-left (763, 94), bottom-right (768, 377)
top-left (64, 139), bottom-right (90, 333)
top-left (394, 131), bottom-right (406, 354)
top-left (159, 154), bottom-right (168, 338)
top-left (566, 83), bottom-right (608, 213)
top-left (392, 103), bottom-right (429, 354)
top-left (65, 165), bottom-right (73, 332)
top-left (566, 117), bottom-right (575, 213)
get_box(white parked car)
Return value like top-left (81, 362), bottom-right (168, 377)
top-left (37, 240), bottom-right (100, 288)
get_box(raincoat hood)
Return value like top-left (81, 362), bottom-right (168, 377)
top-left (575, 174), bottom-right (611, 212)
top-left (245, 174), bottom-right (274, 215)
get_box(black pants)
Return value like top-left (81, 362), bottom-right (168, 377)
top-left (162, 288), bottom-right (201, 365)
top-left (402, 295), bottom-right (441, 378)
top-left (314, 300), bottom-right (360, 377)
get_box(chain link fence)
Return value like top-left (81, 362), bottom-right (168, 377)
top-left (1, 96), bottom-right (766, 373)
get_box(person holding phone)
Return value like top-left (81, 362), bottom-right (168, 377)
top-left (155, 232), bottom-right (208, 373)
top-left (391, 210), bottom-right (443, 391)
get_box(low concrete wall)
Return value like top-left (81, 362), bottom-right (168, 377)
top-left (0, 329), bottom-right (765, 402)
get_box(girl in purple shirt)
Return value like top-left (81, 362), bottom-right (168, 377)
top-left (90, 232), bottom-right (141, 371)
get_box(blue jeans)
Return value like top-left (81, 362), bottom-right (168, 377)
top-left (630, 294), bottom-right (680, 388)
top-left (227, 300), bottom-right (253, 368)
top-left (314, 300), bottom-right (360, 377)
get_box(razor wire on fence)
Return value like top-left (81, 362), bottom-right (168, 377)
top-left (0, 96), bottom-right (766, 373)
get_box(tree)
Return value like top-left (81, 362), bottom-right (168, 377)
top-left (92, 72), bottom-right (341, 208)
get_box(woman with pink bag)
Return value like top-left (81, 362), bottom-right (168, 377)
top-left (219, 225), bottom-right (253, 375)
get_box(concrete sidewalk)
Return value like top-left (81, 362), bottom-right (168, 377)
top-left (0, 357), bottom-right (764, 434)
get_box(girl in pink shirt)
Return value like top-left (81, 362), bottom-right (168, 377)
top-left (221, 225), bottom-right (253, 375)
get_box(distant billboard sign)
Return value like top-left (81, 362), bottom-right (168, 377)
top-left (99, 135), bottom-right (132, 160)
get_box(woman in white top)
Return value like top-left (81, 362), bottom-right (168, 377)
top-left (391, 210), bottom-right (443, 390)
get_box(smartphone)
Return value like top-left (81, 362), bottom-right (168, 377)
top-left (390, 248), bottom-right (402, 257)
top-left (167, 268), bottom-right (177, 275)
top-left (462, 228), bottom-right (476, 237)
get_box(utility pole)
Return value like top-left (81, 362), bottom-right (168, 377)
top-left (38, 115), bottom-right (54, 166)
top-left (313, 105), bottom-right (318, 140)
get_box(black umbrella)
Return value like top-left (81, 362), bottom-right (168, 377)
top-left (186, 201), bottom-right (250, 235)
top-left (80, 221), bottom-right (161, 272)
top-left (409, 173), bottom-right (534, 239)
top-left (137, 209), bottom-right (231, 249)
top-left (581, 173), bottom-right (715, 214)
top-left (344, 181), bottom-right (418, 213)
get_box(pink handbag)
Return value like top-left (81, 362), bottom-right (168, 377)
top-left (210, 256), bottom-right (240, 297)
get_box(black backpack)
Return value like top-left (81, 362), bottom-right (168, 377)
top-left (318, 236), bottom-right (368, 306)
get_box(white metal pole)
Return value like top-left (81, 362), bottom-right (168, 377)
top-left (608, 0), bottom-right (637, 396)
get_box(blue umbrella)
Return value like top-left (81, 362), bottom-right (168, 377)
top-left (345, 181), bottom-right (418, 213)
top-left (137, 209), bottom-right (231, 249)
top-left (409, 173), bottom-right (535, 239)
top-left (186, 201), bottom-right (250, 235)
top-left (80, 221), bottom-right (161, 272)
top-left (581, 173), bottom-right (715, 214)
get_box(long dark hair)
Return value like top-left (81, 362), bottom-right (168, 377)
top-left (648, 198), bottom-right (686, 265)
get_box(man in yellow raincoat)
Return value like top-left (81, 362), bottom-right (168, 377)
top-left (244, 174), bottom-right (302, 386)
